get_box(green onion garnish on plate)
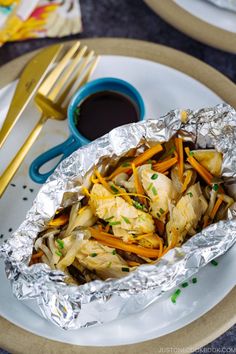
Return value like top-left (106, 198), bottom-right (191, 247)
top-left (211, 259), bottom-right (218, 266)
top-left (181, 282), bottom-right (189, 288)
top-left (171, 289), bottom-right (181, 303)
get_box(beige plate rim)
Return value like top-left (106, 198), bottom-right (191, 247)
top-left (0, 38), bottom-right (235, 354)
top-left (144, 0), bottom-right (236, 54)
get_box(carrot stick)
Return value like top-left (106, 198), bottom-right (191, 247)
top-left (89, 228), bottom-right (160, 258)
top-left (94, 169), bottom-right (113, 193)
top-left (132, 143), bottom-right (163, 167)
top-left (132, 163), bottom-right (147, 206)
top-left (175, 138), bottom-right (184, 181)
top-left (185, 149), bottom-right (224, 193)
top-left (108, 144), bottom-right (162, 180)
top-left (152, 157), bottom-right (178, 173)
top-left (181, 170), bottom-right (193, 193)
top-left (187, 155), bottom-right (224, 193)
top-left (111, 184), bottom-right (134, 205)
top-left (31, 250), bottom-right (44, 260)
top-left (210, 197), bottom-right (223, 220)
top-left (185, 147), bottom-right (214, 183)
top-left (48, 213), bottom-right (68, 227)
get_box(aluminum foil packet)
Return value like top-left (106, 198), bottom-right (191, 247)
top-left (1, 103), bottom-right (236, 330)
top-left (206, 0), bottom-right (236, 12)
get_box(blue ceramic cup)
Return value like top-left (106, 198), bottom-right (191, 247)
top-left (29, 77), bottom-right (145, 184)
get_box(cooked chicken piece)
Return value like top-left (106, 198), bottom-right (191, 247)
top-left (89, 184), bottom-right (155, 237)
top-left (191, 150), bottom-right (222, 176)
top-left (75, 240), bottom-right (131, 279)
top-left (166, 182), bottom-right (208, 246)
top-left (141, 166), bottom-right (178, 221)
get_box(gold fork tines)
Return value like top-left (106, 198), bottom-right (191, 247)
top-left (48, 45), bottom-right (88, 100)
top-left (39, 41), bottom-right (81, 97)
top-left (0, 41), bottom-right (99, 197)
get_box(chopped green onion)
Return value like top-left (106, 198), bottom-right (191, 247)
top-left (121, 162), bottom-right (131, 167)
top-left (133, 201), bottom-right (144, 210)
top-left (55, 250), bottom-right (62, 257)
top-left (112, 250), bottom-right (116, 255)
top-left (213, 184), bottom-right (219, 191)
top-left (147, 159), bottom-right (153, 164)
top-left (156, 212), bottom-right (161, 218)
top-left (107, 261), bottom-right (112, 268)
top-left (152, 186), bottom-right (158, 196)
top-left (121, 267), bottom-right (130, 272)
top-left (109, 221), bottom-right (121, 226)
top-left (90, 253), bottom-right (97, 257)
top-left (111, 185), bottom-right (119, 193)
top-left (187, 192), bottom-right (193, 198)
top-left (192, 277), bottom-right (197, 284)
top-left (147, 182), bottom-right (153, 191)
top-left (211, 259), bottom-right (218, 266)
top-left (56, 239), bottom-right (64, 249)
top-left (181, 282), bottom-right (189, 288)
top-left (151, 173), bottom-right (158, 180)
top-left (189, 151), bottom-right (194, 156)
top-left (196, 226), bottom-right (202, 233)
top-left (171, 289), bottom-right (181, 303)
top-left (105, 216), bottom-right (114, 221)
top-left (122, 216), bottom-right (131, 224)
top-left (159, 208), bottom-right (164, 214)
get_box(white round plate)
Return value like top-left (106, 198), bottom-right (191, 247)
top-left (0, 54), bottom-right (235, 346)
top-left (175, 0), bottom-right (236, 33)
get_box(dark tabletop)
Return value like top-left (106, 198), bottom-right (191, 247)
top-left (0, 0), bottom-right (235, 353)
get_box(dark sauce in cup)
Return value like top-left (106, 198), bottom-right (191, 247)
top-left (74, 91), bottom-right (139, 140)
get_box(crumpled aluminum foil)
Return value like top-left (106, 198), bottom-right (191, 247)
top-left (206, 0), bottom-right (236, 12)
top-left (1, 103), bottom-right (236, 330)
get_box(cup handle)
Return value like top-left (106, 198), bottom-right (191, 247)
top-left (29, 135), bottom-right (80, 184)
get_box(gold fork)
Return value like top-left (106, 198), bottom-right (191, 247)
top-left (0, 41), bottom-right (99, 197)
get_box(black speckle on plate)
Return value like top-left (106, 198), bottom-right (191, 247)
top-left (23, 197), bottom-right (28, 201)
top-left (29, 188), bottom-right (34, 193)
top-left (8, 228), bottom-right (12, 232)
top-left (23, 185), bottom-right (27, 189)
top-left (0, 234), bottom-right (4, 239)
top-left (10, 183), bottom-right (16, 187)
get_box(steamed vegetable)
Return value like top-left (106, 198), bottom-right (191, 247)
top-left (31, 137), bottom-right (234, 285)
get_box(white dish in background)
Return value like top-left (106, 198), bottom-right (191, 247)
top-left (0, 55), bottom-right (235, 346)
top-left (175, 0), bottom-right (236, 33)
